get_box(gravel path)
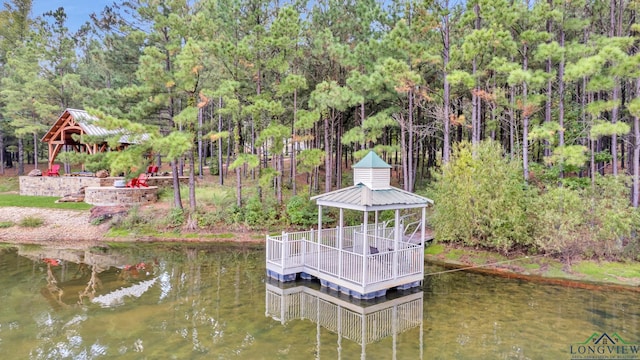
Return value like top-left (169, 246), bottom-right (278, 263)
top-left (0, 207), bottom-right (108, 245)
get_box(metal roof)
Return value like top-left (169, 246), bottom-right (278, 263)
top-left (352, 151), bottom-right (392, 168)
top-left (311, 184), bottom-right (433, 211)
top-left (67, 109), bottom-right (122, 137)
top-left (42, 108), bottom-right (145, 144)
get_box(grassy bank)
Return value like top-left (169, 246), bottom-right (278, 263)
top-left (425, 243), bottom-right (640, 288)
top-left (0, 194), bottom-right (92, 210)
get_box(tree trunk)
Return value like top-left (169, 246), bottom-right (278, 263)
top-left (558, 27), bottom-right (565, 149)
top-left (291, 89), bottom-right (298, 195)
top-left (401, 118), bottom-right (408, 191)
top-left (633, 78), bottom-right (640, 208)
top-left (188, 148), bottom-right (196, 211)
top-left (408, 90), bottom-right (415, 192)
top-left (336, 117), bottom-right (342, 189)
top-left (235, 118), bottom-right (242, 207)
top-left (33, 132), bottom-right (38, 170)
top-left (522, 44), bottom-right (530, 182)
top-left (218, 96), bottom-right (224, 185)
top-left (509, 86), bottom-right (515, 160)
top-left (471, 2), bottom-right (481, 149)
top-left (0, 132), bottom-right (4, 175)
top-left (324, 111), bottom-right (331, 192)
top-left (197, 106), bottom-right (204, 180)
top-left (18, 137), bottom-right (24, 176)
top-left (442, 0), bottom-right (451, 163)
top-left (544, 0), bottom-right (553, 158)
top-left (171, 159), bottom-right (183, 209)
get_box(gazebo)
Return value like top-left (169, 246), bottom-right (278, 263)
top-left (266, 151), bottom-right (433, 299)
top-left (41, 108), bottom-right (131, 170)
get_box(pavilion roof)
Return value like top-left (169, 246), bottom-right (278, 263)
top-left (41, 108), bottom-right (147, 144)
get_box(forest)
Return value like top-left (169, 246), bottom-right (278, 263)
top-left (1, 0), bottom-right (640, 262)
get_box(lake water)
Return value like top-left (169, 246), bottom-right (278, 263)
top-left (0, 243), bottom-right (638, 359)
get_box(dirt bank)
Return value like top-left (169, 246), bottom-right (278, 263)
top-left (0, 207), bottom-right (109, 246)
top-left (0, 206), bottom-right (262, 246)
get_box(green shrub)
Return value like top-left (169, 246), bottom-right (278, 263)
top-left (84, 153), bottom-right (111, 173)
top-left (165, 208), bottom-right (185, 227)
top-left (529, 186), bottom-right (585, 256)
top-left (285, 195), bottom-right (316, 228)
top-left (209, 158), bottom-right (220, 175)
top-left (244, 195), bottom-right (278, 229)
top-left (0, 221), bottom-right (14, 228)
top-left (112, 206), bottom-right (149, 230)
top-left (19, 216), bottom-right (44, 228)
top-left (225, 205), bottom-right (244, 225)
top-left (429, 141), bottom-right (533, 253)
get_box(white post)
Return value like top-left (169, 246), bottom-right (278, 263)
top-left (393, 209), bottom-right (400, 279)
top-left (339, 208), bottom-right (344, 249)
top-left (282, 231), bottom-right (287, 269)
top-left (266, 234), bottom-right (270, 263)
top-left (362, 211), bottom-right (368, 286)
top-left (420, 206), bottom-right (427, 279)
top-left (421, 206), bottom-right (426, 247)
top-left (318, 205), bottom-right (322, 272)
top-left (374, 210), bottom-right (379, 248)
top-left (339, 208), bottom-right (344, 279)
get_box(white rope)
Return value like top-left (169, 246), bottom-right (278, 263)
top-left (425, 254), bottom-right (546, 276)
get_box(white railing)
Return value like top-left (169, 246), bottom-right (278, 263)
top-left (266, 225), bottom-right (423, 288)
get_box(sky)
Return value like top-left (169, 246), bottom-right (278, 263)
top-left (32, 0), bottom-right (115, 31)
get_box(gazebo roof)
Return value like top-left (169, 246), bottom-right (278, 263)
top-left (311, 184), bottom-right (433, 211)
top-left (352, 151), bottom-right (392, 169)
top-left (311, 151), bottom-right (433, 211)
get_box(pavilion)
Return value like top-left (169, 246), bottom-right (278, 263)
top-left (41, 108), bottom-right (140, 170)
top-left (266, 151), bottom-right (433, 299)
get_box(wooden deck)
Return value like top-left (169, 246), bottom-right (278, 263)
top-left (266, 224), bottom-right (425, 299)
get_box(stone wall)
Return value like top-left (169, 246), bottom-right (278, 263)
top-left (20, 176), bottom-right (102, 197)
top-left (145, 176), bottom-right (189, 187)
top-left (20, 175), bottom-right (188, 197)
top-left (84, 186), bottom-right (158, 206)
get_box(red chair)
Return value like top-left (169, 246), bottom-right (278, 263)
top-left (137, 173), bottom-right (149, 187)
top-left (146, 165), bottom-right (159, 176)
top-left (126, 174), bottom-right (149, 188)
top-left (126, 177), bottom-right (138, 188)
top-left (44, 164), bottom-right (60, 176)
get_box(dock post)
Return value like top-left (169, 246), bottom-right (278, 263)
top-left (281, 231), bottom-right (287, 269)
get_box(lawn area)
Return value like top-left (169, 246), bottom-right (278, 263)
top-left (0, 194), bottom-right (92, 210)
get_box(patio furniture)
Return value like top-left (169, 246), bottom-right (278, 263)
top-left (126, 177), bottom-right (138, 188)
top-left (137, 173), bottom-right (149, 187)
top-left (44, 164), bottom-right (60, 176)
top-left (126, 174), bottom-right (149, 188)
top-left (146, 165), bottom-right (158, 176)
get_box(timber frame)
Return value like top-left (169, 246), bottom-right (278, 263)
top-left (41, 108), bottom-right (122, 170)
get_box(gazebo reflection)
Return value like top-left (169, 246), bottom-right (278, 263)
top-left (265, 281), bottom-right (424, 359)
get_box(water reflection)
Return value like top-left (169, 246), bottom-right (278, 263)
top-left (265, 281), bottom-right (424, 359)
top-left (0, 245), bottom-right (637, 359)
top-left (18, 246), bottom-right (156, 308)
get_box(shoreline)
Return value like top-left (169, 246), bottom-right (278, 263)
top-left (1, 206), bottom-right (639, 290)
top-left (425, 256), bottom-right (640, 293)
